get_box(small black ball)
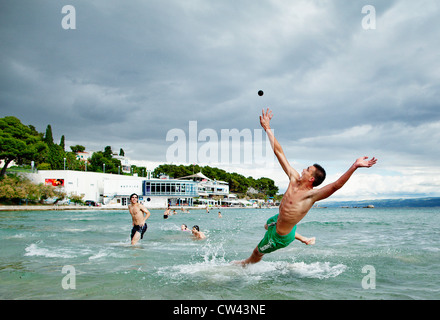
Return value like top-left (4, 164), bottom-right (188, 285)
top-left (258, 90), bottom-right (264, 96)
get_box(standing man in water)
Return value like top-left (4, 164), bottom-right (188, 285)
top-left (235, 108), bottom-right (377, 265)
top-left (128, 193), bottom-right (151, 245)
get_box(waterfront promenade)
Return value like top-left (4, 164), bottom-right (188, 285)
top-left (0, 205), bottom-right (121, 211)
top-left (0, 204), bottom-right (264, 211)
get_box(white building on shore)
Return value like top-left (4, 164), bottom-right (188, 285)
top-left (177, 172), bottom-right (236, 207)
top-left (25, 170), bottom-right (199, 209)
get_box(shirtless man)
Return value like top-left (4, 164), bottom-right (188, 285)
top-left (128, 193), bottom-right (151, 245)
top-left (236, 108), bottom-right (377, 265)
top-left (163, 207), bottom-right (170, 219)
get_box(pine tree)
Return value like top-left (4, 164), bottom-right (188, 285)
top-left (44, 124), bottom-right (64, 170)
top-left (59, 135), bottom-right (65, 151)
top-left (44, 125), bottom-right (54, 146)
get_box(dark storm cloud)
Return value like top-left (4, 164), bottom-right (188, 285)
top-left (1, 0), bottom-right (440, 197)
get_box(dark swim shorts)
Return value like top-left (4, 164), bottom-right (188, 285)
top-left (131, 223), bottom-right (148, 240)
top-left (257, 214), bottom-right (297, 254)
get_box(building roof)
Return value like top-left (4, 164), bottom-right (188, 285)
top-left (178, 172), bottom-right (211, 181)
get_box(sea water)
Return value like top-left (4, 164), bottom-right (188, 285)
top-left (0, 207), bottom-right (439, 300)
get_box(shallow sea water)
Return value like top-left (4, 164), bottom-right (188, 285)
top-left (0, 207), bottom-right (439, 300)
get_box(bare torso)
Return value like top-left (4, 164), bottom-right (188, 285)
top-left (129, 203), bottom-right (146, 226)
top-left (276, 179), bottom-right (316, 235)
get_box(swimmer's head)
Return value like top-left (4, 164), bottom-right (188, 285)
top-left (130, 193), bottom-right (138, 202)
top-left (181, 224), bottom-right (188, 230)
top-left (192, 225), bottom-right (200, 232)
top-left (312, 164), bottom-right (326, 187)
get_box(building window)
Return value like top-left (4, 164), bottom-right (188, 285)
top-left (142, 181), bottom-right (197, 196)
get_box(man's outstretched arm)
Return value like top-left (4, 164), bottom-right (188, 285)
top-left (312, 156), bottom-right (377, 202)
top-left (260, 108), bottom-right (300, 181)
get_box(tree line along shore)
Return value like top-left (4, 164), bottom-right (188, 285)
top-left (1, 116), bottom-right (279, 206)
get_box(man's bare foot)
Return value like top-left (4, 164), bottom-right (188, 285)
top-left (231, 260), bottom-right (248, 267)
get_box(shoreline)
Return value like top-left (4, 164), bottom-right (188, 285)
top-left (0, 205), bottom-right (275, 212)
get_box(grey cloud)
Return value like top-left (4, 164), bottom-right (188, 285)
top-left (1, 0), bottom-right (440, 198)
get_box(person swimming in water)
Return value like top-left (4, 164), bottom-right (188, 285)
top-left (234, 108), bottom-right (377, 265)
top-left (192, 225), bottom-right (206, 240)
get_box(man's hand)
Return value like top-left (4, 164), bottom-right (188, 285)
top-left (354, 156), bottom-right (378, 168)
top-left (260, 108), bottom-right (273, 131)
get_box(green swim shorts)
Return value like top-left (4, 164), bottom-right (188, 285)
top-left (257, 214), bottom-right (297, 254)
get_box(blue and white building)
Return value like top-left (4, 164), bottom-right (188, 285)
top-left (26, 170), bottom-right (216, 208)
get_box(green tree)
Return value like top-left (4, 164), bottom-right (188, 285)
top-left (43, 125), bottom-right (65, 170)
top-left (152, 164), bottom-right (192, 179)
top-left (0, 174), bottom-right (59, 204)
top-left (70, 145), bottom-right (85, 153)
top-left (48, 144), bottom-right (65, 170)
top-left (69, 192), bottom-right (84, 205)
top-left (89, 148), bottom-right (121, 174)
top-left (0, 117), bottom-right (47, 177)
top-left (255, 177), bottom-right (279, 197)
top-left (150, 163), bottom-right (278, 197)
top-left (44, 124), bottom-right (54, 146)
top-left (59, 135), bottom-right (65, 151)
top-left (103, 146), bottom-right (113, 159)
top-left (65, 151), bottom-right (85, 171)
top-left (0, 175), bottom-right (26, 202)
top-left (131, 165), bottom-right (147, 176)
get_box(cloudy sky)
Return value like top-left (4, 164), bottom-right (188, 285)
top-left (1, 0), bottom-right (439, 200)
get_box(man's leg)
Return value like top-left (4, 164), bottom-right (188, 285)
top-left (233, 216), bottom-right (278, 266)
top-left (131, 231), bottom-right (141, 245)
top-left (295, 232), bottom-right (315, 245)
top-left (234, 246), bottom-right (264, 266)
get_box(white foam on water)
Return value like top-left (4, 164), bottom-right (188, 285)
top-left (63, 227), bottom-right (93, 233)
top-left (156, 242), bottom-right (234, 281)
top-left (159, 223), bottom-right (181, 231)
top-left (156, 240), bottom-right (347, 283)
top-left (89, 248), bottom-right (114, 260)
top-left (9, 233), bottom-right (27, 239)
top-left (23, 242), bottom-right (100, 259)
top-left (284, 261), bottom-right (347, 279)
top-left (24, 243), bottom-right (79, 259)
top-left (156, 259), bottom-right (347, 285)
